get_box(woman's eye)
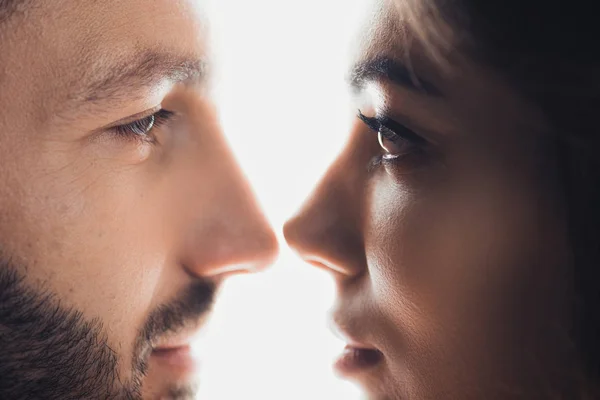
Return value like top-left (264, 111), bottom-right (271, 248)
top-left (377, 126), bottom-right (410, 160)
top-left (357, 110), bottom-right (425, 160)
top-left (112, 109), bottom-right (175, 142)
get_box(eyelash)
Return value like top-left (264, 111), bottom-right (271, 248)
top-left (112, 109), bottom-right (175, 143)
top-left (357, 110), bottom-right (426, 167)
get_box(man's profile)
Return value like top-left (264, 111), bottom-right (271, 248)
top-left (0, 0), bottom-right (278, 399)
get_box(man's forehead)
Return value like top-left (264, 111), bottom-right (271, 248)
top-left (0, 0), bottom-right (209, 124)
top-left (48, 0), bottom-right (209, 79)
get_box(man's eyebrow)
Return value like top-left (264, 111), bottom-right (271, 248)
top-left (70, 50), bottom-right (207, 107)
top-left (348, 57), bottom-right (442, 96)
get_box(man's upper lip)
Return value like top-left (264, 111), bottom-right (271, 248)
top-left (153, 341), bottom-right (191, 351)
top-left (153, 326), bottom-right (204, 351)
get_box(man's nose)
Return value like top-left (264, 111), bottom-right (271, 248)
top-left (183, 176), bottom-right (279, 278)
top-left (177, 103), bottom-right (279, 279)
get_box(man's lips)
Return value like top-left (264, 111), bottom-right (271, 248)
top-left (151, 345), bottom-right (200, 374)
top-left (152, 324), bottom-right (205, 350)
top-left (150, 327), bottom-right (205, 373)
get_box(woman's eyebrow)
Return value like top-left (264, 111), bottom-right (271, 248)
top-left (348, 56), bottom-right (442, 97)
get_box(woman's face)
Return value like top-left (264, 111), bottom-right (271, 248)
top-left (285, 1), bottom-right (575, 399)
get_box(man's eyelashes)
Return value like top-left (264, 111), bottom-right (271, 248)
top-left (111, 109), bottom-right (175, 143)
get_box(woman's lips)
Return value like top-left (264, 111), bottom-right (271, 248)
top-left (330, 322), bottom-right (383, 376)
top-left (334, 345), bottom-right (383, 376)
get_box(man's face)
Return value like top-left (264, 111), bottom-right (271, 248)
top-left (0, 1), bottom-right (278, 399)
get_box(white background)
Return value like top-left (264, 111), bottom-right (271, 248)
top-left (195, 0), bottom-right (366, 399)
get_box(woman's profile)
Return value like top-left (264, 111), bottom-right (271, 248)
top-left (285, 0), bottom-right (600, 398)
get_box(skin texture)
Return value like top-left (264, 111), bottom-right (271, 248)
top-left (0, 1), bottom-right (278, 399)
top-left (285, 1), bottom-right (577, 399)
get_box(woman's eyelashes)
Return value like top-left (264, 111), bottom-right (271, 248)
top-left (111, 109), bottom-right (175, 143)
top-left (357, 110), bottom-right (426, 162)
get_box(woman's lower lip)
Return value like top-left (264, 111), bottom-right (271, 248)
top-left (150, 345), bottom-right (200, 373)
top-left (334, 346), bottom-right (383, 376)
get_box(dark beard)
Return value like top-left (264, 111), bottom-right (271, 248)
top-left (0, 260), bottom-right (215, 400)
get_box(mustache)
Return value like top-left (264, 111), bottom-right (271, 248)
top-left (133, 278), bottom-right (216, 375)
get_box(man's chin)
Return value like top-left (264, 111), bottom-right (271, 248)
top-left (142, 347), bottom-right (201, 399)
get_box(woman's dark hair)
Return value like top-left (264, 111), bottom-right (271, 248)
top-left (397, 0), bottom-right (600, 396)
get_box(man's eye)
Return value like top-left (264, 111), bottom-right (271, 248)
top-left (112, 109), bottom-right (175, 141)
top-left (357, 110), bottom-right (425, 160)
